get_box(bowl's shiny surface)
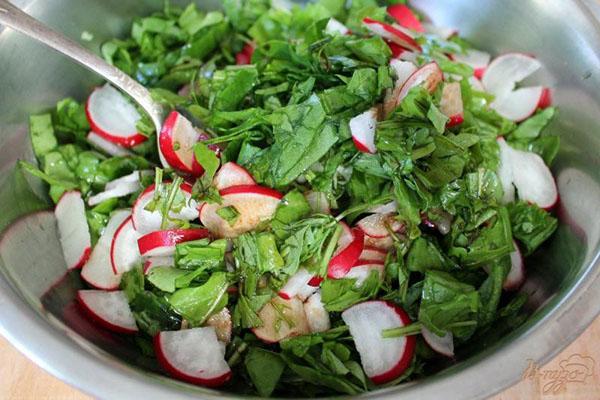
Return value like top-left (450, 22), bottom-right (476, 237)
top-left (1, 0), bottom-right (600, 399)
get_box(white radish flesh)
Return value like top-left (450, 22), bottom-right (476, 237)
top-left (110, 217), bottom-right (141, 274)
top-left (421, 326), bottom-right (454, 357)
top-left (279, 268), bottom-right (318, 301)
top-left (154, 327), bottom-right (231, 387)
top-left (88, 171), bottom-right (146, 206)
top-left (304, 292), bottom-right (331, 333)
top-left (253, 297), bottom-right (310, 343)
top-left (440, 82), bottom-right (464, 127)
top-left (85, 84), bottom-right (145, 147)
top-left (81, 210), bottom-right (130, 290)
top-left (55, 191), bottom-right (91, 270)
top-left (350, 108), bottom-right (378, 153)
top-left (213, 162), bottom-right (255, 190)
top-left (87, 131), bottom-right (133, 157)
top-left (342, 301), bottom-right (416, 384)
top-left (325, 18), bottom-right (349, 36)
top-left (77, 290), bottom-right (138, 334)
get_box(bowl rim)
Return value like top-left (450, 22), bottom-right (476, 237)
top-left (1, 0), bottom-right (600, 399)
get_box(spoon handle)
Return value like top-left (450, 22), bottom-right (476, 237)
top-left (0, 0), bottom-right (163, 129)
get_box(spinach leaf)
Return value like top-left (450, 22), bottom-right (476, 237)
top-left (245, 348), bottom-right (286, 397)
top-left (508, 201), bottom-right (557, 255)
top-left (167, 272), bottom-right (229, 324)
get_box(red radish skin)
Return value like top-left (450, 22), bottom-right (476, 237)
top-left (342, 301), bottom-right (416, 384)
top-left (131, 182), bottom-right (199, 234)
top-left (362, 18), bottom-right (421, 52)
top-left (81, 210), bottom-right (130, 290)
top-left (396, 62), bottom-right (443, 107)
top-left (538, 88), bottom-right (553, 109)
top-left (308, 276), bottom-right (324, 287)
top-left (328, 228), bottom-right (365, 279)
top-left (213, 162), bottom-right (255, 190)
top-left (137, 228), bottom-right (210, 257)
top-left (110, 217), bottom-right (141, 274)
top-left (440, 82), bottom-right (464, 127)
top-left (386, 41), bottom-right (405, 58)
top-left (387, 4), bottom-right (424, 32)
top-left (350, 108), bottom-right (378, 153)
top-left (55, 191), bottom-right (92, 270)
top-left (154, 328), bottom-right (231, 387)
top-left (85, 84), bottom-right (146, 147)
top-left (252, 297), bottom-right (310, 343)
top-left (159, 111), bottom-right (215, 175)
top-left (236, 43), bottom-right (255, 65)
top-left (87, 131), bottom-right (133, 157)
top-left (200, 185), bottom-right (282, 238)
top-left (77, 290), bottom-right (138, 334)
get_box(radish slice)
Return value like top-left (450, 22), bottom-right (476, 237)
top-left (362, 17), bottom-right (421, 52)
top-left (305, 191), bottom-right (330, 214)
top-left (206, 307), bottom-right (233, 343)
top-left (81, 210), bottom-right (130, 290)
top-left (304, 291), bottom-right (331, 333)
top-left (387, 4), bottom-right (424, 32)
top-left (88, 171), bottom-right (146, 206)
top-left (422, 23), bottom-right (457, 40)
top-left (482, 53), bottom-right (542, 98)
top-left (137, 228), bottom-right (210, 257)
top-left (110, 217), bottom-right (141, 274)
top-left (468, 76), bottom-right (485, 91)
top-left (385, 60), bottom-right (417, 115)
top-left (199, 185), bottom-right (282, 238)
top-left (350, 108), bottom-right (378, 153)
top-left (55, 191), bottom-right (91, 270)
top-left (342, 301), bottom-right (416, 384)
top-left (421, 326), bottom-right (454, 357)
top-left (497, 138), bottom-right (558, 209)
top-left (213, 162), bottom-right (255, 190)
top-left (154, 327), bottom-right (231, 387)
top-left (77, 290), bottom-right (138, 334)
top-left (279, 268), bottom-right (318, 301)
top-left (344, 261), bottom-right (385, 286)
top-left (132, 182), bottom-right (199, 234)
top-left (393, 62), bottom-right (443, 110)
top-left (85, 84), bottom-right (146, 147)
top-left (504, 241), bottom-right (525, 290)
top-left (252, 297), bottom-right (310, 343)
top-left (357, 213), bottom-right (403, 238)
top-left (235, 43), bottom-right (255, 65)
top-left (86, 131), bottom-right (133, 157)
top-left (368, 200), bottom-right (397, 214)
top-left (328, 227), bottom-right (364, 279)
top-left (440, 82), bottom-right (464, 127)
top-left (325, 18), bottom-right (349, 36)
top-left (360, 246), bottom-right (387, 262)
top-left (159, 111), bottom-right (215, 175)
top-left (491, 86), bottom-right (546, 122)
top-left (143, 256), bottom-right (175, 274)
top-left (538, 88), bottom-right (553, 109)
top-left (452, 49), bottom-right (490, 79)
top-left (364, 234), bottom-right (395, 251)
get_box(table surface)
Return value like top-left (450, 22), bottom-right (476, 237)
top-left (1, 315), bottom-right (599, 400)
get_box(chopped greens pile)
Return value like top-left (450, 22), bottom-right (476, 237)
top-left (22, 0), bottom-right (560, 397)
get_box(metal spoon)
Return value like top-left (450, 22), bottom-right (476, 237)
top-left (0, 0), bottom-right (166, 140)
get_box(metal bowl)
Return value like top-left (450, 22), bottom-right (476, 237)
top-left (1, 0), bottom-right (600, 399)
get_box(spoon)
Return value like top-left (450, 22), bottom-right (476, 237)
top-left (0, 0), bottom-right (166, 146)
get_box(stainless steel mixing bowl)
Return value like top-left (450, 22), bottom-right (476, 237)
top-left (1, 0), bottom-right (600, 399)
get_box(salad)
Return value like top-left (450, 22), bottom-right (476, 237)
top-left (21, 0), bottom-right (560, 396)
